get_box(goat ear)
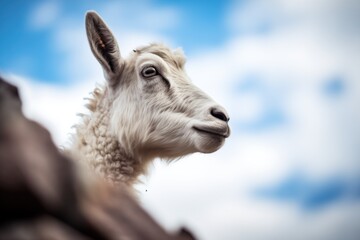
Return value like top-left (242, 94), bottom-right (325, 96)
top-left (85, 11), bottom-right (123, 84)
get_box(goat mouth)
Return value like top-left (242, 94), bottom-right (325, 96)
top-left (193, 126), bottom-right (230, 138)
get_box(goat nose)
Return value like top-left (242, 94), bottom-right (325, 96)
top-left (210, 108), bottom-right (229, 122)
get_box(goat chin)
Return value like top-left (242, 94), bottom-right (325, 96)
top-left (195, 134), bottom-right (226, 154)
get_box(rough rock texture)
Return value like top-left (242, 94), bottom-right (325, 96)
top-left (0, 76), bottom-right (195, 240)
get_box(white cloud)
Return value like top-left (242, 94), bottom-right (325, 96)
top-left (99, 0), bottom-right (180, 32)
top-left (28, 1), bottom-right (60, 30)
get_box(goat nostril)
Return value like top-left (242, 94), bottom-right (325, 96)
top-left (211, 108), bottom-right (229, 122)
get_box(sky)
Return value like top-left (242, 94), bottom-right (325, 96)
top-left (1, 0), bottom-right (360, 239)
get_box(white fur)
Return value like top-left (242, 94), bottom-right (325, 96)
top-left (67, 12), bottom-right (230, 186)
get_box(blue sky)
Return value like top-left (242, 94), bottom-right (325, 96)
top-left (0, 0), bottom-right (232, 83)
top-left (1, 0), bottom-right (360, 239)
top-left (255, 172), bottom-right (360, 210)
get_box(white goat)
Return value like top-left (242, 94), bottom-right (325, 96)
top-left (69, 11), bottom-right (230, 186)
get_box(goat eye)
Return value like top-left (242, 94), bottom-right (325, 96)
top-left (141, 66), bottom-right (158, 78)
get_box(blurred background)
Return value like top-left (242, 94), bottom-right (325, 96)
top-left (1, 0), bottom-right (360, 239)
